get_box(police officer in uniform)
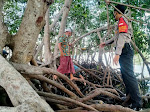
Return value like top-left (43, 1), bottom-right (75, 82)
top-left (100, 4), bottom-right (142, 110)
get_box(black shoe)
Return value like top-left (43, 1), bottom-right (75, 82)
top-left (121, 96), bottom-right (127, 101)
top-left (121, 95), bottom-right (132, 107)
top-left (131, 105), bottom-right (141, 111)
top-left (121, 94), bottom-right (130, 102)
top-left (131, 107), bottom-right (140, 111)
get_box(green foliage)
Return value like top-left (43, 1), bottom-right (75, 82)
top-left (69, 0), bottom-right (93, 31)
top-left (3, 1), bottom-right (25, 34)
top-left (99, 11), bottom-right (107, 22)
top-left (7, 0), bottom-right (27, 3)
top-left (3, 0), bottom-right (150, 54)
top-left (139, 80), bottom-right (150, 95)
top-left (133, 23), bottom-right (149, 54)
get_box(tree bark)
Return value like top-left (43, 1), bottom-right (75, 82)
top-left (97, 32), bottom-right (103, 63)
top-left (11, 0), bottom-right (52, 64)
top-left (0, 55), bottom-right (54, 112)
top-left (0, 106), bottom-right (17, 112)
top-left (34, 40), bottom-right (44, 60)
top-left (44, 7), bottom-right (52, 64)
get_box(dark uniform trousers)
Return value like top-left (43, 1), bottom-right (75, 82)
top-left (119, 43), bottom-right (142, 107)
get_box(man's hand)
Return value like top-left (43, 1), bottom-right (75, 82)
top-left (69, 43), bottom-right (73, 47)
top-left (60, 52), bottom-right (64, 56)
top-left (100, 42), bottom-right (106, 48)
top-left (113, 55), bottom-right (120, 65)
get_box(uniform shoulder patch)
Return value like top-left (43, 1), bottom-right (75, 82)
top-left (118, 17), bottom-right (128, 33)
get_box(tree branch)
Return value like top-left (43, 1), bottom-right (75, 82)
top-left (72, 25), bottom-right (114, 45)
top-left (109, 0), bottom-right (150, 12)
top-left (131, 40), bottom-right (150, 75)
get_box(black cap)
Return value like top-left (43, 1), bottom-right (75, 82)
top-left (114, 4), bottom-right (126, 14)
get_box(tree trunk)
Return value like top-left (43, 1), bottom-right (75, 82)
top-left (97, 32), bottom-right (103, 63)
top-left (11, 0), bottom-right (52, 64)
top-left (49, 6), bottom-right (64, 33)
top-left (34, 40), bottom-right (44, 60)
top-left (0, 55), bottom-right (54, 112)
top-left (44, 7), bottom-right (52, 64)
top-left (34, 7), bottom-right (63, 61)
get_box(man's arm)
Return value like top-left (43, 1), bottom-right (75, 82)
top-left (100, 37), bottom-right (114, 48)
top-left (100, 25), bottom-right (117, 48)
top-left (58, 43), bottom-right (64, 56)
top-left (115, 17), bottom-right (129, 55)
top-left (113, 17), bottom-right (128, 65)
top-left (105, 24), bottom-right (118, 45)
top-left (105, 37), bottom-right (115, 45)
top-left (113, 33), bottom-right (126, 65)
top-left (58, 36), bottom-right (65, 56)
top-left (115, 33), bottom-right (126, 55)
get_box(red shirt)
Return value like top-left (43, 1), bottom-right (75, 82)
top-left (118, 17), bottom-right (128, 33)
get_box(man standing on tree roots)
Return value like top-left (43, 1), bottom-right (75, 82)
top-left (57, 28), bottom-right (76, 80)
top-left (100, 4), bottom-right (142, 111)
